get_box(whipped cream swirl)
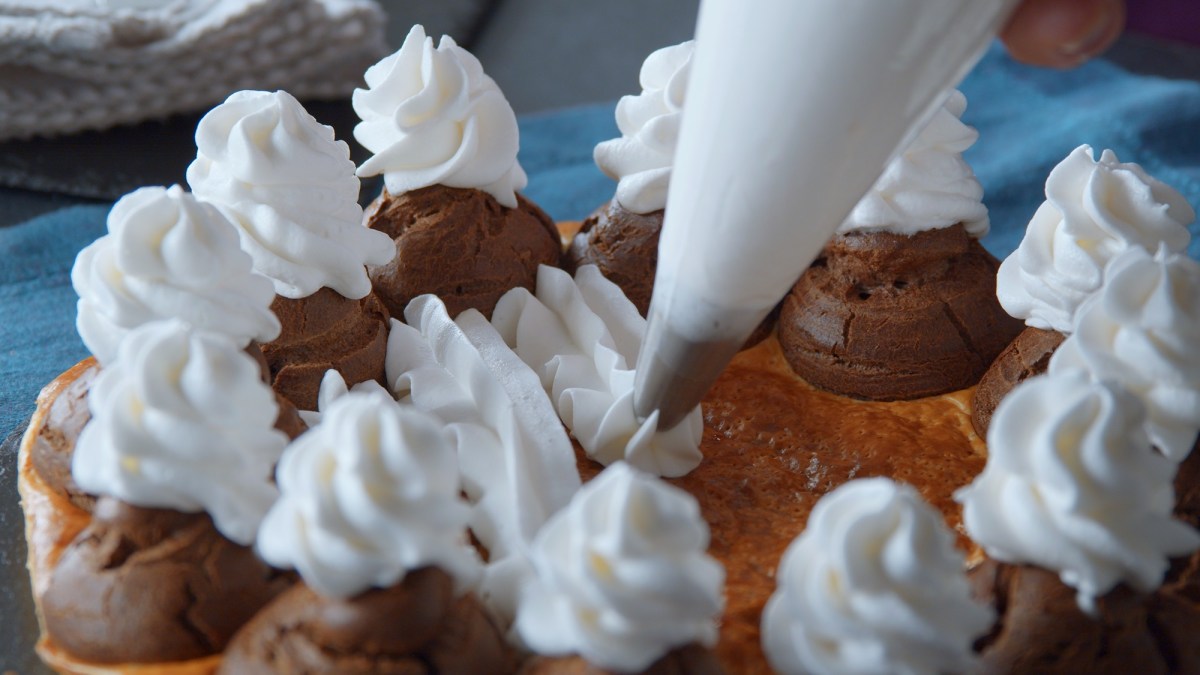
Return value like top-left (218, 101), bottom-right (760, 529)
top-left (353, 24), bottom-right (526, 208)
top-left (257, 390), bottom-right (480, 598)
top-left (957, 370), bottom-right (1200, 612)
top-left (72, 185), bottom-right (280, 366)
top-left (762, 478), bottom-right (992, 675)
top-left (72, 320), bottom-right (287, 546)
top-left (386, 294), bottom-right (580, 617)
top-left (515, 462), bottom-right (724, 672)
top-left (996, 145), bottom-right (1194, 332)
top-left (1050, 245), bottom-right (1200, 461)
top-left (493, 264), bottom-right (704, 477)
top-left (187, 89), bottom-right (394, 299)
top-left (594, 40), bottom-right (693, 214)
top-left (839, 90), bottom-right (989, 237)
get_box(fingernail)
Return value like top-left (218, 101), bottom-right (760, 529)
top-left (1060, 0), bottom-right (1120, 59)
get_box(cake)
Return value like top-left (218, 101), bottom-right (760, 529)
top-left (17, 25), bottom-right (1200, 675)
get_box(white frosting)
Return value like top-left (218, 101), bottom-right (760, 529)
top-left (996, 145), bottom-right (1194, 332)
top-left (385, 294), bottom-right (580, 618)
top-left (514, 462), bottom-right (724, 672)
top-left (72, 320), bottom-right (286, 546)
top-left (593, 40), bottom-right (693, 214)
top-left (353, 24), bottom-right (526, 208)
top-left (1049, 245), bottom-right (1200, 461)
top-left (187, 89), bottom-right (394, 299)
top-left (957, 370), bottom-right (1200, 612)
top-left (257, 390), bottom-right (480, 598)
top-left (72, 185), bottom-right (280, 366)
top-left (295, 368), bottom-right (391, 428)
top-left (763, 478), bottom-right (991, 675)
top-left (492, 264), bottom-right (704, 477)
top-left (838, 90), bottom-right (989, 237)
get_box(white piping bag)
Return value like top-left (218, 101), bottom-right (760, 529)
top-left (634, 0), bottom-right (1020, 429)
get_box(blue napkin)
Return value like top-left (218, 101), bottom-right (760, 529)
top-left (3, 44), bottom-right (1200, 439)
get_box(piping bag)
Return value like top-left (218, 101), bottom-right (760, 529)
top-left (634, 0), bottom-right (1021, 430)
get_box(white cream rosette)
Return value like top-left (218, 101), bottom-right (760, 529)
top-left (839, 90), bottom-right (989, 237)
top-left (594, 40), bottom-right (693, 214)
top-left (515, 462), bottom-right (724, 673)
top-left (997, 145), bottom-right (1194, 332)
top-left (1050, 245), bottom-right (1200, 461)
top-left (762, 478), bottom-right (993, 675)
top-left (188, 89), bottom-right (394, 299)
top-left (72, 319), bottom-right (287, 546)
top-left (353, 24), bottom-right (526, 208)
top-left (294, 368), bottom-right (391, 427)
top-left (72, 184), bottom-right (279, 365)
top-left (257, 390), bottom-right (480, 598)
top-left (957, 370), bottom-right (1200, 612)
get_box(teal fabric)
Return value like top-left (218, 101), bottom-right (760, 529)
top-left (1, 206), bottom-right (107, 438)
top-left (960, 45), bottom-right (1200, 258)
top-left (4, 44), bottom-right (1200, 439)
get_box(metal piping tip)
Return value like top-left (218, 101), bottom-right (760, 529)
top-left (633, 312), bottom-right (743, 432)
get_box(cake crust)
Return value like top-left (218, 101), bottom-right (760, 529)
top-left (520, 644), bottom-right (724, 675)
top-left (29, 359), bottom-right (99, 513)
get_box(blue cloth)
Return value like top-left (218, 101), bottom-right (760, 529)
top-left (3, 44), bottom-right (1200, 440)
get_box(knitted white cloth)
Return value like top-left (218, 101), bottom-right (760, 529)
top-left (0, 0), bottom-right (387, 140)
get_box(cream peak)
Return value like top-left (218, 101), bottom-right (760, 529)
top-left (957, 370), bottom-right (1200, 612)
top-left (353, 24), bottom-right (527, 208)
top-left (996, 144), bottom-right (1193, 333)
top-left (594, 40), bottom-right (694, 214)
top-left (188, 89), bottom-right (394, 300)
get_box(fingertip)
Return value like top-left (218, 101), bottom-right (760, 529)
top-left (1001, 0), bottom-right (1125, 68)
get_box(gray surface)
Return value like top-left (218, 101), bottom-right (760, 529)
top-left (380, 0), bottom-right (495, 43)
top-left (1, 426), bottom-right (46, 675)
top-left (473, 0), bottom-right (700, 114)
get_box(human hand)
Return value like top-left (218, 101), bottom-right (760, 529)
top-left (1002, 0), bottom-right (1125, 68)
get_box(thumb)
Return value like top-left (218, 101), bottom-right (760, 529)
top-left (1001, 0), bottom-right (1126, 68)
